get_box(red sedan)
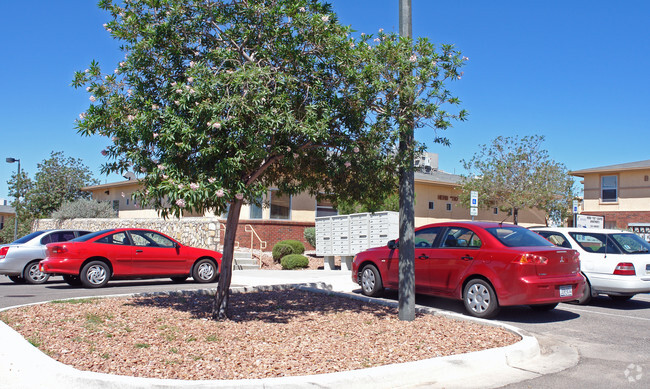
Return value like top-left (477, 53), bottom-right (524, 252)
top-left (352, 222), bottom-right (585, 318)
top-left (40, 228), bottom-right (222, 288)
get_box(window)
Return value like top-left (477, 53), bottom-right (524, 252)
top-left (601, 175), bottom-right (618, 202)
top-left (129, 230), bottom-right (176, 247)
top-left (569, 232), bottom-right (621, 254)
top-left (249, 195), bottom-right (263, 219)
top-left (493, 207), bottom-right (499, 215)
top-left (97, 232), bottom-right (130, 245)
top-left (40, 231), bottom-right (77, 245)
top-left (316, 197), bottom-right (337, 217)
top-left (414, 227), bottom-right (442, 248)
top-left (270, 190), bottom-right (291, 220)
top-left (446, 203), bottom-right (452, 211)
top-left (428, 201), bottom-right (435, 210)
top-left (441, 227), bottom-right (481, 248)
top-left (536, 231), bottom-right (572, 249)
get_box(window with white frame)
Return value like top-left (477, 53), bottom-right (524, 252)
top-left (446, 203), bottom-right (452, 211)
top-left (601, 175), bottom-right (618, 202)
top-left (270, 190), bottom-right (291, 219)
top-left (249, 195), bottom-right (263, 219)
top-left (428, 201), bottom-right (435, 210)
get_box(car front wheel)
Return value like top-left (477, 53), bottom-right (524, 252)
top-left (23, 261), bottom-right (50, 284)
top-left (463, 279), bottom-right (500, 318)
top-left (193, 258), bottom-right (219, 283)
top-left (80, 261), bottom-right (110, 288)
top-left (360, 264), bottom-right (384, 297)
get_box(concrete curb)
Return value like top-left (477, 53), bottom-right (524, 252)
top-left (1, 283), bottom-right (550, 389)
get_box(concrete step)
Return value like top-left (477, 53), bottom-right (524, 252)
top-left (233, 251), bottom-right (259, 270)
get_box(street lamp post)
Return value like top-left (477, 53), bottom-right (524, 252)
top-left (6, 157), bottom-right (21, 241)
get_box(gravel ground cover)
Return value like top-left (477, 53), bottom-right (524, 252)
top-left (0, 289), bottom-right (519, 381)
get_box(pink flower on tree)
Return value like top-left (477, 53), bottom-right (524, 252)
top-left (152, 132), bottom-right (159, 138)
top-left (175, 199), bottom-right (186, 208)
top-left (101, 150), bottom-right (108, 156)
top-left (235, 193), bottom-right (244, 200)
top-left (409, 55), bottom-right (417, 62)
top-left (89, 96), bottom-right (96, 102)
top-left (353, 147), bottom-right (360, 153)
top-left (344, 161), bottom-right (351, 168)
top-left (208, 177), bottom-right (216, 184)
top-left (178, 183), bottom-right (184, 189)
top-left (321, 15), bottom-right (329, 22)
top-left (216, 189), bottom-right (225, 197)
top-left (190, 183), bottom-right (200, 190)
top-left (157, 164), bottom-right (165, 170)
top-left (212, 122), bottom-right (221, 129)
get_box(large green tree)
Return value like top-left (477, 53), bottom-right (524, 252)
top-left (459, 135), bottom-right (575, 225)
top-left (2, 152), bottom-right (98, 243)
top-left (74, 0), bottom-right (467, 319)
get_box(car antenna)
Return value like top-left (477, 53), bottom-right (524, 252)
top-left (498, 213), bottom-right (510, 227)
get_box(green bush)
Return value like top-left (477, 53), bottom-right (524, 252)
top-left (277, 239), bottom-right (305, 254)
top-left (51, 199), bottom-right (116, 220)
top-left (303, 227), bottom-right (316, 248)
top-left (272, 243), bottom-right (294, 262)
top-left (281, 254), bottom-right (309, 270)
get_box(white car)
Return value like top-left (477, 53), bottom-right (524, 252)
top-left (0, 229), bottom-right (90, 284)
top-left (531, 227), bottom-right (650, 304)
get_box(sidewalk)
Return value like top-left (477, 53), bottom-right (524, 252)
top-left (0, 269), bottom-right (579, 389)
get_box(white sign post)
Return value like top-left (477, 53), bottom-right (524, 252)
top-left (470, 191), bottom-right (478, 221)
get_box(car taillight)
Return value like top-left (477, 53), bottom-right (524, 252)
top-left (0, 246), bottom-right (8, 259)
top-left (49, 245), bottom-right (67, 255)
top-left (613, 262), bottom-right (636, 275)
top-left (515, 253), bottom-right (548, 265)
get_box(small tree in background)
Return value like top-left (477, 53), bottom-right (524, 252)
top-left (459, 135), bottom-right (575, 225)
top-left (73, 0), bottom-right (467, 319)
top-left (52, 199), bottom-right (116, 220)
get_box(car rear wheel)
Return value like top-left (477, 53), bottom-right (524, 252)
top-left (192, 258), bottom-right (218, 283)
top-left (8, 275), bottom-right (25, 283)
top-left (63, 275), bottom-right (82, 286)
top-left (360, 264), bottom-right (384, 297)
top-left (608, 295), bottom-right (633, 302)
top-left (530, 303), bottom-right (559, 312)
top-left (80, 261), bottom-right (110, 288)
top-left (573, 277), bottom-right (592, 305)
top-left (171, 276), bottom-right (188, 283)
top-left (463, 279), bottom-right (500, 318)
top-left (23, 261), bottom-right (50, 284)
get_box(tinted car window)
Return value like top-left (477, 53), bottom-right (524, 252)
top-left (130, 231), bottom-right (176, 248)
top-left (41, 231), bottom-right (78, 245)
top-left (610, 233), bottom-right (650, 254)
top-left (414, 227), bottom-right (442, 248)
top-left (486, 227), bottom-right (554, 247)
top-left (569, 232), bottom-right (621, 254)
top-left (442, 227), bottom-right (482, 248)
top-left (12, 231), bottom-right (48, 244)
top-left (72, 229), bottom-right (115, 242)
top-left (96, 232), bottom-right (130, 245)
top-left (536, 231), bottom-right (572, 249)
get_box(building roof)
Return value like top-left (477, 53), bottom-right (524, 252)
top-left (415, 170), bottom-right (462, 187)
top-left (0, 204), bottom-right (15, 216)
top-left (569, 159), bottom-right (650, 177)
top-left (81, 179), bottom-right (143, 191)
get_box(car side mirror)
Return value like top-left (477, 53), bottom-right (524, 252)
top-left (387, 239), bottom-right (398, 250)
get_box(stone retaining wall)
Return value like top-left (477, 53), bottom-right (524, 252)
top-left (33, 218), bottom-right (220, 250)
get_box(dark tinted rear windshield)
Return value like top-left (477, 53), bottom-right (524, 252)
top-left (70, 229), bottom-right (115, 242)
top-left (12, 231), bottom-right (48, 244)
top-left (486, 227), bottom-right (555, 247)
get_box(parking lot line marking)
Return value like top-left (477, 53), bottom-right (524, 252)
top-left (567, 307), bottom-right (650, 321)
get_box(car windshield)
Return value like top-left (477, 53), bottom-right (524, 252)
top-left (11, 230), bottom-right (48, 244)
top-left (610, 233), bottom-right (650, 254)
top-left (486, 226), bottom-right (555, 247)
top-left (70, 229), bottom-right (115, 242)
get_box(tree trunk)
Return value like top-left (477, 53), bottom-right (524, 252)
top-left (211, 199), bottom-right (243, 320)
top-left (513, 207), bottom-right (519, 225)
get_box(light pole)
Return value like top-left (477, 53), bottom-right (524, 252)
top-left (6, 157), bottom-right (21, 241)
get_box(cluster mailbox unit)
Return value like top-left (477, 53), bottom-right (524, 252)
top-left (315, 211), bottom-right (399, 270)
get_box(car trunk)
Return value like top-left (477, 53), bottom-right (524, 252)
top-left (526, 248), bottom-right (580, 277)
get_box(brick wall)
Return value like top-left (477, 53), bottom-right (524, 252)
top-left (581, 211), bottom-right (650, 229)
top-left (219, 219), bottom-right (315, 251)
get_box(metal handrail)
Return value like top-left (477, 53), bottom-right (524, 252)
top-left (219, 222), bottom-right (239, 249)
top-left (245, 224), bottom-right (267, 251)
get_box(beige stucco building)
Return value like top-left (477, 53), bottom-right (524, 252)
top-left (570, 159), bottom-right (650, 230)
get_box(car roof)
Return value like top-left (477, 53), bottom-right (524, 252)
top-left (419, 221), bottom-right (521, 229)
top-left (530, 226), bottom-right (629, 234)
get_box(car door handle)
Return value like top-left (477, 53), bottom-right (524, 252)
top-left (461, 255), bottom-right (473, 261)
top-left (136, 249), bottom-right (143, 253)
top-left (418, 254), bottom-right (429, 260)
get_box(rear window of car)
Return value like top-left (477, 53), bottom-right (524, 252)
top-left (486, 227), bottom-right (554, 247)
top-left (610, 233), bottom-right (650, 254)
top-left (70, 229), bottom-right (115, 242)
top-left (12, 231), bottom-right (48, 244)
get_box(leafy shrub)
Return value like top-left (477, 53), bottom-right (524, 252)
top-left (303, 227), bottom-right (316, 248)
top-left (277, 239), bottom-right (305, 254)
top-left (272, 243), bottom-right (294, 263)
top-left (281, 254), bottom-right (309, 270)
top-left (51, 199), bottom-right (116, 220)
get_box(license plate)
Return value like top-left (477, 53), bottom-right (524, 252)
top-left (559, 285), bottom-right (573, 297)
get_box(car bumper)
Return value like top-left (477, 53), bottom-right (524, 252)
top-left (39, 258), bottom-right (80, 276)
top-left (498, 274), bottom-right (586, 306)
top-left (0, 257), bottom-right (27, 276)
top-left (589, 274), bottom-right (650, 294)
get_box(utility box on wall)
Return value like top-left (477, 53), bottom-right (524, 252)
top-left (315, 211), bottom-right (399, 269)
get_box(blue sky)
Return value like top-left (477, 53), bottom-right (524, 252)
top-left (1, 0), bottom-right (649, 200)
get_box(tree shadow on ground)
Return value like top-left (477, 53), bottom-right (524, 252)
top-left (128, 287), bottom-right (398, 324)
